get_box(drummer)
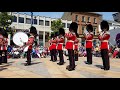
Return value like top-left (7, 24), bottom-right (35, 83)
top-left (25, 26), bottom-right (37, 66)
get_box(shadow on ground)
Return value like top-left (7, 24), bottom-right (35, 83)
top-left (95, 65), bottom-right (103, 69)
top-left (0, 67), bottom-right (7, 71)
top-left (21, 62), bottom-right (42, 65)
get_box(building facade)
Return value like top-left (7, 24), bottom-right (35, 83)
top-left (62, 12), bottom-right (102, 46)
top-left (9, 12), bottom-right (72, 47)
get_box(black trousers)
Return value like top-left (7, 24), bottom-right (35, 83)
top-left (27, 49), bottom-right (32, 64)
top-left (51, 49), bottom-right (57, 61)
top-left (0, 51), bottom-right (2, 64)
top-left (74, 49), bottom-right (78, 61)
top-left (58, 50), bottom-right (64, 63)
top-left (86, 48), bottom-right (92, 64)
top-left (101, 49), bottom-right (110, 70)
top-left (50, 50), bottom-right (52, 60)
top-left (68, 49), bottom-right (75, 68)
top-left (2, 50), bottom-right (7, 63)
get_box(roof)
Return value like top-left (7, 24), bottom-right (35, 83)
top-left (61, 12), bottom-right (102, 21)
top-left (105, 20), bottom-right (120, 24)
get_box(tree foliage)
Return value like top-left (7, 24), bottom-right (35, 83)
top-left (51, 19), bottom-right (64, 33)
top-left (0, 12), bottom-right (13, 28)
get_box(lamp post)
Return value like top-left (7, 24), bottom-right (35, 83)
top-left (31, 12), bottom-right (33, 27)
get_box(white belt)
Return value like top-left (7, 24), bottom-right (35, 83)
top-left (74, 44), bottom-right (78, 45)
top-left (67, 40), bottom-right (74, 42)
top-left (59, 43), bottom-right (63, 44)
top-left (86, 40), bottom-right (92, 41)
top-left (101, 40), bottom-right (108, 42)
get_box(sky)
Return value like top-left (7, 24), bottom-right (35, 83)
top-left (19, 12), bottom-right (117, 20)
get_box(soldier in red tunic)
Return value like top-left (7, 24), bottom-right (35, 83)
top-left (65, 22), bottom-right (79, 71)
top-left (0, 28), bottom-right (4, 65)
top-left (57, 28), bottom-right (65, 65)
top-left (25, 26), bottom-right (37, 66)
top-left (2, 30), bottom-right (8, 63)
top-left (98, 20), bottom-right (110, 70)
top-left (51, 32), bottom-right (57, 62)
top-left (74, 37), bottom-right (79, 61)
top-left (84, 24), bottom-right (93, 65)
top-left (49, 33), bottom-right (54, 61)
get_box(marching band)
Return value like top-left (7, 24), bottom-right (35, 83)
top-left (0, 20), bottom-right (111, 71)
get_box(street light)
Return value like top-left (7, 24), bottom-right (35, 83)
top-left (31, 12), bottom-right (33, 27)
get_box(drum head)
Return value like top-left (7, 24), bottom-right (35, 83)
top-left (13, 32), bottom-right (28, 46)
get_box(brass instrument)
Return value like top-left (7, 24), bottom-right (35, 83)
top-left (74, 49), bottom-right (78, 54)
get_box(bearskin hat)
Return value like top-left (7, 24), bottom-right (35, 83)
top-left (86, 24), bottom-right (93, 32)
top-left (51, 33), bottom-right (55, 39)
top-left (69, 22), bottom-right (78, 31)
top-left (100, 20), bottom-right (109, 31)
top-left (3, 30), bottom-right (8, 38)
top-left (59, 28), bottom-right (65, 36)
top-left (69, 22), bottom-right (79, 37)
top-left (55, 31), bottom-right (59, 37)
top-left (0, 28), bottom-right (8, 38)
top-left (30, 26), bottom-right (37, 35)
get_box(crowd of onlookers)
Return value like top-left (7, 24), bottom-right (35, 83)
top-left (7, 45), bottom-right (50, 59)
top-left (7, 44), bottom-right (120, 59)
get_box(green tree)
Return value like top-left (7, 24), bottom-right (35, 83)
top-left (0, 12), bottom-right (13, 29)
top-left (51, 19), bottom-right (64, 33)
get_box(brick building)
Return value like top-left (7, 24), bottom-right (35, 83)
top-left (62, 12), bottom-right (102, 46)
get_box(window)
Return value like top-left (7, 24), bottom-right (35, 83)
top-left (75, 15), bottom-right (78, 21)
top-left (82, 26), bottom-right (85, 34)
top-left (62, 23), bottom-right (66, 28)
top-left (34, 19), bottom-right (37, 25)
top-left (93, 27), bottom-right (97, 35)
top-left (45, 21), bottom-right (50, 26)
top-left (67, 23), bottom-right (70, 28)
top-left (26, 18), bottom-right (31, 24)
top-left (88, 17), bottom-right (90, 22)
top-left (94, 18), bottom-right (97, 24)
top-left (39, 20), bottom-right (44, 25)
top-left (13, 16), bottom-right (17, 22)
top-left (19, 17), bottom-right (24, 23)
top-left (82, 16), bottom-right (85, 22)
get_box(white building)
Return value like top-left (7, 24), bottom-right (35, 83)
top-left (9, 12), bottom-right (72, 46)
top-left (98, 20), bottom-right (120, 32)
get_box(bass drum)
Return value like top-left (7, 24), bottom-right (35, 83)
top-left (13, 32), bottom-right (28, 47)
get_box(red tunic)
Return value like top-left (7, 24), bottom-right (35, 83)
top-left (98, 31), bottom-right (110, 50)
top-left (51, 38), bottom-right (57, 49)
top-left (2, 38), bottom-right (8, 50)
top-left (85, 32), bottom-right (93, 48)
top-left (74, 38), bottom-right (79, 50)
top-left (65, 32), bottom-right (76, 50)
top-left (0, 34), bottom-right (3, 50)
top-left (26, 36), bottom-right (34, 50)
top-left (57, 36), bottom-right (64, 50)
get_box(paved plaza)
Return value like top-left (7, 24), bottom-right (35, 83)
top-left (0, 56), bottom-right (120, 78)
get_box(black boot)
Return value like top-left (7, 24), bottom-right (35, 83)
top-left (53, 60), bottom-right (57, 62)
top-left (57, 62), bottom-right (64, 65)
top-left (67, 66), bottom-right (75, 71)
top-left (101, 67), bottom-right (104, 69)
top-left (85, 62), bottom-right (92, 65)
top-left (66, 65), bottom-right (70, 69)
